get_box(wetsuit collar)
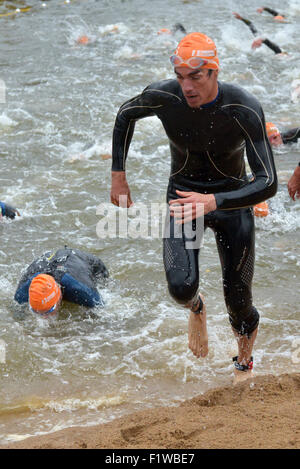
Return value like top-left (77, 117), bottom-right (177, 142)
top-left (199, 86), bottom-right (220, 109)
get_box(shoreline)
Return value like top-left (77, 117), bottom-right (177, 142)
top-left (1, 372), bottom-right (299, 449)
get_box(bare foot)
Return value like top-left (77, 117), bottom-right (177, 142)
top-left (233, 368), bottom-right (255, 385)
top-left (188, 296), bottom-right (208, 358)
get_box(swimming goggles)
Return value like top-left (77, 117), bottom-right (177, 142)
top-left (30, 302), bottom-right (59, 316)
top-left (170, 55), bottom-right (209, 69)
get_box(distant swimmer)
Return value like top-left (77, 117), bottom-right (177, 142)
top-left (110, 32), bottom-right (277, 384)
top-left (157, 23), bottom-right (187, 35)
top-left (233, 12), bottom-right (285, 54)
top-left (265, 122), bottom-right (300, 201)
top-left (256, 6), bottom-right (286, 22)
top-left (288, 163), bottom-right (300, 201)
top-left (266, 122), bottom-right (300, 146)
top-left (14, 247), bottom-right (109, 317)
top-left (0, 201), bottom-right (20, 220)
top-left (76, 35), bottom-right (90, 45)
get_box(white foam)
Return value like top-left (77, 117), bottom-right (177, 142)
top-left (0, 113), bottom-right (16, 128)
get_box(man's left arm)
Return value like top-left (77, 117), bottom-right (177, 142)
top-left (215, 103), bottom-right (277, 210)
top-left (60, 274), bottom-right (104, 307)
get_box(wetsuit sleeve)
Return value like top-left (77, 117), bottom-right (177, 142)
top-left (262, 38), bottom-right (282, 54)
top-left (239, 17), bottom-right (258, 36)
top-left (215, 104), bottom-right (277, 210)
top-left (282, 128), bottom-right (300, 144)
top-left (60, 273), bottom-right (104, 307)
top-left (112, 87), bottom-right (158, 171)
top-left (14, 273), bottom-right (40, 304)
top-left (262, 7), bottom-right (279, 16)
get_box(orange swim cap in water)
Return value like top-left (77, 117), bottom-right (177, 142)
top-left (29, 274), bottom-right (62, 314)
top-left (266, 122), bottom-right (280, 138)
top-left (254, 201), bottom-right (269, 217)
top-left (157, 28), bottom-right (171, 35)
top-left (171, 33), bottom-right (219, 70)
top-left (274, 15), bottom-right (285, 22)
top-left (77, 35), bottom-right (89, 45)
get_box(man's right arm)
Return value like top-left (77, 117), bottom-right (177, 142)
top-left (111, 88), bottom-right (158, 207)
top-left (262, 7), bottom-right (279, 17)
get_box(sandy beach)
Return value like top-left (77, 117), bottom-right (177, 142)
top-left (1, 372), bottom-right (299, 450)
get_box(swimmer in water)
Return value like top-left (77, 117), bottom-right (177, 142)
top-left (256, 6), bottom-right (286, 22)
top-left (0, 201), bottom-right (20, 220)
top-left (254, 123), bottom-right (300, 214)
top-left (157, 24), bottom-right (187, 35)
top-left (110, 32), bottom-right (277, 384)
top-left (266, 123), bottom-right (300, 201)
top-left (14, 247), bottom-right (108, 317)
top-left (233, 12), bottom-right (285, 54)
top-left (266, 122), bottom-right (300, 147)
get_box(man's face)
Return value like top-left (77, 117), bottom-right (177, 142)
top-left (269, 133), bottom-right (283, 147)
top-left (33, 294), bottom-right (62, 319)
top-left (175, 66), bottom-right (219, 108)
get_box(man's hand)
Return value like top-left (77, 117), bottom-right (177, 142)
top-left (233, 12), bottom-right (242, 20)
top-left (169, 190), bottom-right (217, 224)
top-left (252, 38), bottom-right (263, 49)
top-left (288, 165), bottom-right (300, 201)
top-left (110, 171), bottom-right (133, 207)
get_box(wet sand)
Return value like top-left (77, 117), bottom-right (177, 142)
top-left (1, 373), bottom-right (299, 449)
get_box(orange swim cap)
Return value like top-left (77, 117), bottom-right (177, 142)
top-left (266, 122), bottom-right (280, 138)
top-left (274, 15), bottom-right (285, 22)
top-left (29, 274), bottom-right (62, 314)
top-left (157, 28), bottom-right (171, 35)
top-left (77, 35), bottom-right (89, 45)
top-left (254, 201), bottom-right (269, 218)
top-left (171, 33), bottom-right (219, 70)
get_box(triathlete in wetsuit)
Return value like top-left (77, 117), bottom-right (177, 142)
top-left (110, 33), bottom-right (277, 382)
top-left (257, 6), bottom-right (286, 22)
top-left (267, 123), bottom-right (300, 147)
top-left (233, 12), bottom-right (283, 54)
top-left (266, 123), bottom-right (300, 200)
top-left (254, 123), bottom-right (300, 214)
top-left (14, 247), bottom-right (108, 316)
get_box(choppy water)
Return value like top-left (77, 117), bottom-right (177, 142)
top-left (0, 0), bottom-right (299, 444)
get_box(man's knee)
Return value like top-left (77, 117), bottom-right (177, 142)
top-left (167, 271), bottom-right (198, 305)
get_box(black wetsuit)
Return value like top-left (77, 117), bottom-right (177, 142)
top-left (261, 7), bottom-right (285, 18)
top-left (112, 79), bottom-right (277, 335)
top-left (238, 17), bottom-right (282, 54)
top-left (282, 128), bottom-right (300, 144)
